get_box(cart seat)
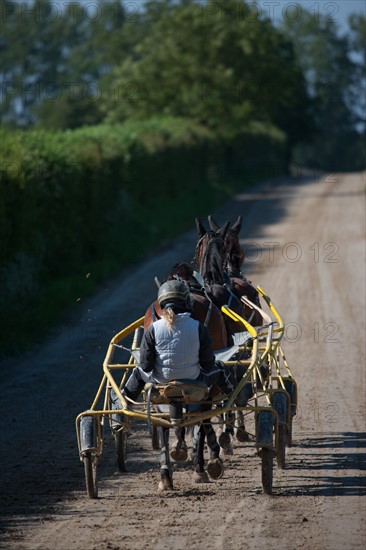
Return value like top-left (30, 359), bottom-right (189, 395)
top-left (146, 379), bottom-right (209, 404)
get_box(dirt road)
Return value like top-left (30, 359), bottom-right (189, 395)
top-left (1, 171), bottom-right (365, 550)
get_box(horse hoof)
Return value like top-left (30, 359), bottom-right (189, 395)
top-left (158, 480), bottom-right (174, 493)
top-left (189, 451), bottom-right (196, 463)
top-left (158, 473), bottom-right (174, 493)
top-left (207, 458), bottom-right (224, 480)
top-left (218, 432), bottom-right (232, 449)
top-left (170, 442), bottom-right (188, 463)
top-left (193, 471), bottom-right (210, 484)
top-left (236, 428), bottom-right (250, 442)
top-left (158, 470), bottom-right (173, 492)
top-left (170, 449), bottom-right (188, 462)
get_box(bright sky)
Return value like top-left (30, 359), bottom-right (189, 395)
top-left (21, 1), bottom-right (366, 34)
top-left (262, 0), bottom-right (366, 31)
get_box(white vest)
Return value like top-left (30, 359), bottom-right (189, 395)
top-left (153, 313), bottom-right (201, 382)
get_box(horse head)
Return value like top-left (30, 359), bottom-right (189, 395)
top-left (208, 215), bottom-right (244, 277)
top-left (195, 218), bottom-right (229, 285)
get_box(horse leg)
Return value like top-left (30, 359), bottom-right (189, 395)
top-left (170, 426), bottom-right (188, 462)
top-left (235, 410), bottom-right (250, 442)
top-left (203, 419), bottom-right (224, 479)
top-left (158, 426), bottom-right (174, 492)
top-left (218, 412), bottom-right (234, 456)
top-left (190, 423), bottom-right (201, 462)
top-left (236, 410), bottom-right (245, 437)
top-left (192, 425), bottom-right (209, 483)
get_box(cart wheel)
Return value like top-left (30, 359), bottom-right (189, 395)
top-left (283, 378), bottom-right (296, 447)
top-left (83, 452), bottom-right (98, 499)
top-left (276, 423), bottom-right (286, 469)
top-left (286, 415), bottom-right (293, 447)
top-left (272, 391), bottom-right (287, 469)
top-left (151, 425), bottom-right (160, 450)
top-left (261, 448), bottom-right (273, 495)
top-left (115, 429), bottom-right (128, 472)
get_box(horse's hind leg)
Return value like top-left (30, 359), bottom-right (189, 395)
top-left (192, 425), bottom-right (209, 483)
top-left (203, 420), bottom-right (224, 479)
top-left (236, 410), bottom-right (250, 442)
top-left (158, 426), bottom-right (174, 492)
top-left (235, 376), bottom-right (253, 442)
top-left (191, 418), bottom-right (221, 456)
top-left (218, 412), bottom-right (234, 456)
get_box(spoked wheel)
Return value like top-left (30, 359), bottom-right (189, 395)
top-left (276, 423), bottom-right (286, 469)
top-left (115, 428), bottom-right (128, 472)
top-left (83, 452), bottom-right (98, 499)
top-left (261, 448), bottom-right (273, 495)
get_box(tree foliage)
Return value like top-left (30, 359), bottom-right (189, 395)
top-left (1, 0), bottom-right (364, 169)
top-left (281, 8), bottom-right (365, 169)
top-left (101, 0), bottom-right (311, 148)
top-left (1, 0), bottom-right (137, 128)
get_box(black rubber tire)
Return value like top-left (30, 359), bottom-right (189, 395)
top-left (286, 414), bottom-right (293, 447)
top-left (83, 452), bottom-right (98, 499)
top-left (276, 424), bottom-right (286, 469)
top-left (115, 429), bottom-right (128, 472)
top-left (261, 448), bottom-right (273, 495)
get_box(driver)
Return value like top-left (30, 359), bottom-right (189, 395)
top-left (122, 280), bottom-right (233, 403)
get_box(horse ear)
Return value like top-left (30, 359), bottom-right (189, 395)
top-left (208, 214), bottom-right (220, 231)
top-left (231, 215), bottom-right (242, 235)
top-left (219, 221), bottom-right (230, 239)
top-left (195, 218), bottom-right (207, 238)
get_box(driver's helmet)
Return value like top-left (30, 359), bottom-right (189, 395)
top-left (157, 280), bottom-right (191, 310)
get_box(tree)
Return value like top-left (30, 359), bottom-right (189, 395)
top-left (281, 8), bottom-right (365, 170)
top-left (348, 13), bottom-right (366, 130)
top-left (101, 0), bottom-right (312, 147)
top-left (0, 0), bottom-right (140, 128)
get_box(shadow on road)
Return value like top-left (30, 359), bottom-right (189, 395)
top-left (281, 431), bottom-right (366, 497)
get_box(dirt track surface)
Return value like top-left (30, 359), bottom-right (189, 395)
top-left (1, 171), bottom-right (365, 550)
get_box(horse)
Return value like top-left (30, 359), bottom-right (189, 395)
top-left (143, 222), bottom-right (255, 488)
top-left (207, 214), bottom-right (263, 327)
top-left (195, 217), bottom-right (260, 446)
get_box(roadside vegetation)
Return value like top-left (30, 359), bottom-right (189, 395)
top-left (1, 0), bottom-right (364, 356)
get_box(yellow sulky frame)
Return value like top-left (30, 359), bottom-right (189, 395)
top-left (75, 286), bottom-right (298, 495)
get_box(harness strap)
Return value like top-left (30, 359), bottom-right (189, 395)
top-left (203, 299), bottom-right (213, 328)
top-left (224, 283), bottom-right (241, 308)
top-left (201, 284), bottom-right (217, 328)
top-left (247, 309), bottom-right (255, 324)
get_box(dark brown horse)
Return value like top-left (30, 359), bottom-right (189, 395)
top-left (207, 215), bottom-right (263, 327)
top-left (195, 217), bottom-right (256, 446)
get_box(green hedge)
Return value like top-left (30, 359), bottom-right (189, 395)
top-left (0, 117), bottom-right (286, 355)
